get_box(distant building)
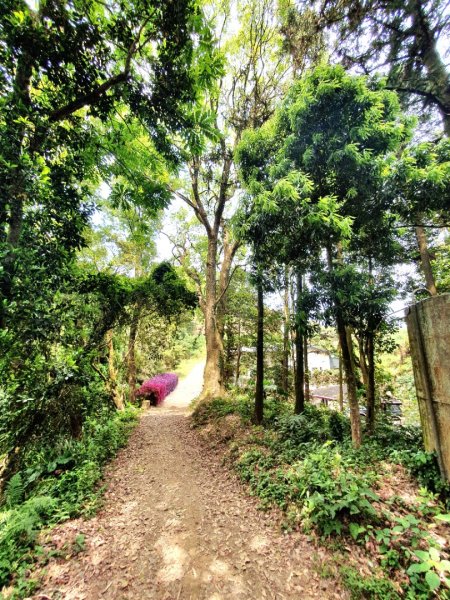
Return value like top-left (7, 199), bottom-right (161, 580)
top-left (308, 345), bottom-right (339, 371)
top-left (240, 345), bottom-right (339, 371)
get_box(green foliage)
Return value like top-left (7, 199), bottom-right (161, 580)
top-left (276, 404), bottom-right (351, 447)
top-left (0, 407), bottom-right (138, 591)
top-left (407, 547), bottom-right (450, 594)
top-left (4, 474), bottom-right (24, 509)
top-left (340, 566), bottom-right (400, 600)
top-left (192, 396), bottom-right (252, 426)
top-left (284, 444), bottom-right (380, 535)
top-left (195, 393), bottom-right (450, 597)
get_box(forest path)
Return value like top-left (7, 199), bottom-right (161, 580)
top-left (35, 369), bottom-right (346, 600)
top-left (165, 359), bottom-right (205, 409)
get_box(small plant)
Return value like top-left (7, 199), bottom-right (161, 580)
top-left (407, 547), bottom-right (450, 594)
top-left (340, 565), bottom-right (400, 599)
top-left (5, 473), bottom-right (24, 508)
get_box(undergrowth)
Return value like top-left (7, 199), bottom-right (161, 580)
top-left (193, 395), bottom-right (450, 599)
top-left (0, 406), bottom-right (139, 598)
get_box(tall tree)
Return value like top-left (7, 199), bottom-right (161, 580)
top-left (0, 0), bottom-right (214, 328)
top-left (237, 65), bottom-right (411, 445)
top-left (278, 0), bottom-right (450, 134)
top-left (172, 0), bottom-right (287, 399)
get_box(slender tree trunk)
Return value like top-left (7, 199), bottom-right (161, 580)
top-left (127, 304), bottom-right (141, 403)
top-left (303, 334), bottom-right (310, 402)
top-left (106, 329), bottom-right (124, 410)
top-left (235, 320), bottom-right (242, 387)
top-left (290, 276), bottom-right (297, 378)
top-left (254, 274), bottom-right (264, 424)
top-left (223, 321), bottom-right (234, 385)
top-left (327, 247), bottom-right (361, 446)
top-left (366, 333), bottom-right (376, 434)
top-left (282, 268), bottom-right (290, 393)
top-left (336, 315), bottom-right (361, 446)
top-left (202, 236), bottom-right (226, 399)
top-left (338, 344), bottom-right (344, 412)
top-left (415, 225), bottom-right (438, 296)
top-left (358, 336), bottom-right (369, 391)
top-left (294, 270), bottom-right (305, 414)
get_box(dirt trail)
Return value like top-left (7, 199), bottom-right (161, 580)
top-left (35, 362), bottom-right (346, 600)
top-left (165, 360), bottom-right (205, 409)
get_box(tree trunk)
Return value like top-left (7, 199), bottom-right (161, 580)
top-left (303, 333), bottom-right (310, 402)
top-left (327, 247), bottom-right (361, 446)
top-left (336, 315), bottom-right (361, 446)
top-left (254, 274), bottom-right (264, 424)
top-left (415, 225), bottom-right (438, 296)
top-left (338, 344), bottom-right (344, 412)
top-left (358, 336), bottom-right (369, 391)
top-left (127, 304), bottom-right (141, 403)
top-left (106, 329), bottom-right (125, 410)
top-left (366, 333), bottom-right (376, 434)
top-left (235, 320), bottom-right (242, 387)
top-left (282, 268), bottom-right (290, 394)
top-left (294, 271), bottom-right (305, 414)
top-left (201, 236), bottom-right (226, 399)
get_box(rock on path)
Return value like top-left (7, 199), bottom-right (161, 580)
top-left (34, 363), bottom-right (346, 600)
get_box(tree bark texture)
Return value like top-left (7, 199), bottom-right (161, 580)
top-left (127, 304), bottom-right (141, 404)
top-left (327, 247), bottom-right (361, 446)
top-left (303, 334), bottom-right (310, 402)
top-left (336, 314), bottom-right (361, 446)
top-left (281, 269), bottom-right (290, 394)
top-left (235, 320), bottom-right (242, 387)
top-left (106, 329), bottom-right (125, 410)
top-left (254, 276), bottom-right (264, 424)
top-left (338, 345), bottom-right (344, 412)
top-left (415, 225), bottom-right (438, 296)
top-left (294, 271), bottom-right (305, 414)
top-left (366, 333), bottom-right (376, 434)
top-left (202, 236), bottom-right (226, 399)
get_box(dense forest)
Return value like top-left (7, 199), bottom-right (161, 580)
top-left (0, 0), bottom-right (449, 598)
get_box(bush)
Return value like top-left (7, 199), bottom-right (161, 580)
top-left (276, 404), bottom-right (351, 448)
top-left (0, 406), bottom-right (139, 591)
top-left (135, 373), bottom-right (178, 405)
top-left (284, 443), bottom-right (379, 535)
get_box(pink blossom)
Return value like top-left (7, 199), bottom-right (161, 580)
top-left (135, 373), bottom-right (178, 405)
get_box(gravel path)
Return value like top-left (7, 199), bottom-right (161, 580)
top-left (34, 362), bottom-right (346, 600)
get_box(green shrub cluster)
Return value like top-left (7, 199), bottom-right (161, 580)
top-left (196, 396), bottom-right (450, 598)
top-left (0, 407), bottom-right (138, 594)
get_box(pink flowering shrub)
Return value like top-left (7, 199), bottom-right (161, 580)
top-left (136, 373), bottom-right (178, 405)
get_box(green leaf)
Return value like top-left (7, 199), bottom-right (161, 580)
top-left (425, 570), bottom-right (441, 591)
top-left (349, 522), bottom-right (364, 540)
top-left (415, 550), bottom-right (430, 561)
top-left (408, 562), bottom-right (430, 574)
top-left (439, 560), bottom-right (450, 573)
top-left (435, 514), bottom-right (450, 523)
top-left (428, 547), bottom-right (440, 562)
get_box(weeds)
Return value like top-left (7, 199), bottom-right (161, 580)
top-left (195, 395), bottom-right (450, 599)
top-left (0, 406), bottom-right (139, 595)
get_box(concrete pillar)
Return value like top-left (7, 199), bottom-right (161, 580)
top-left (406, 294), bottom-right (450, 481)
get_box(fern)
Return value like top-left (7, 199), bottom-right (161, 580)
top-left (5, 473), bottom-right (24, 508)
